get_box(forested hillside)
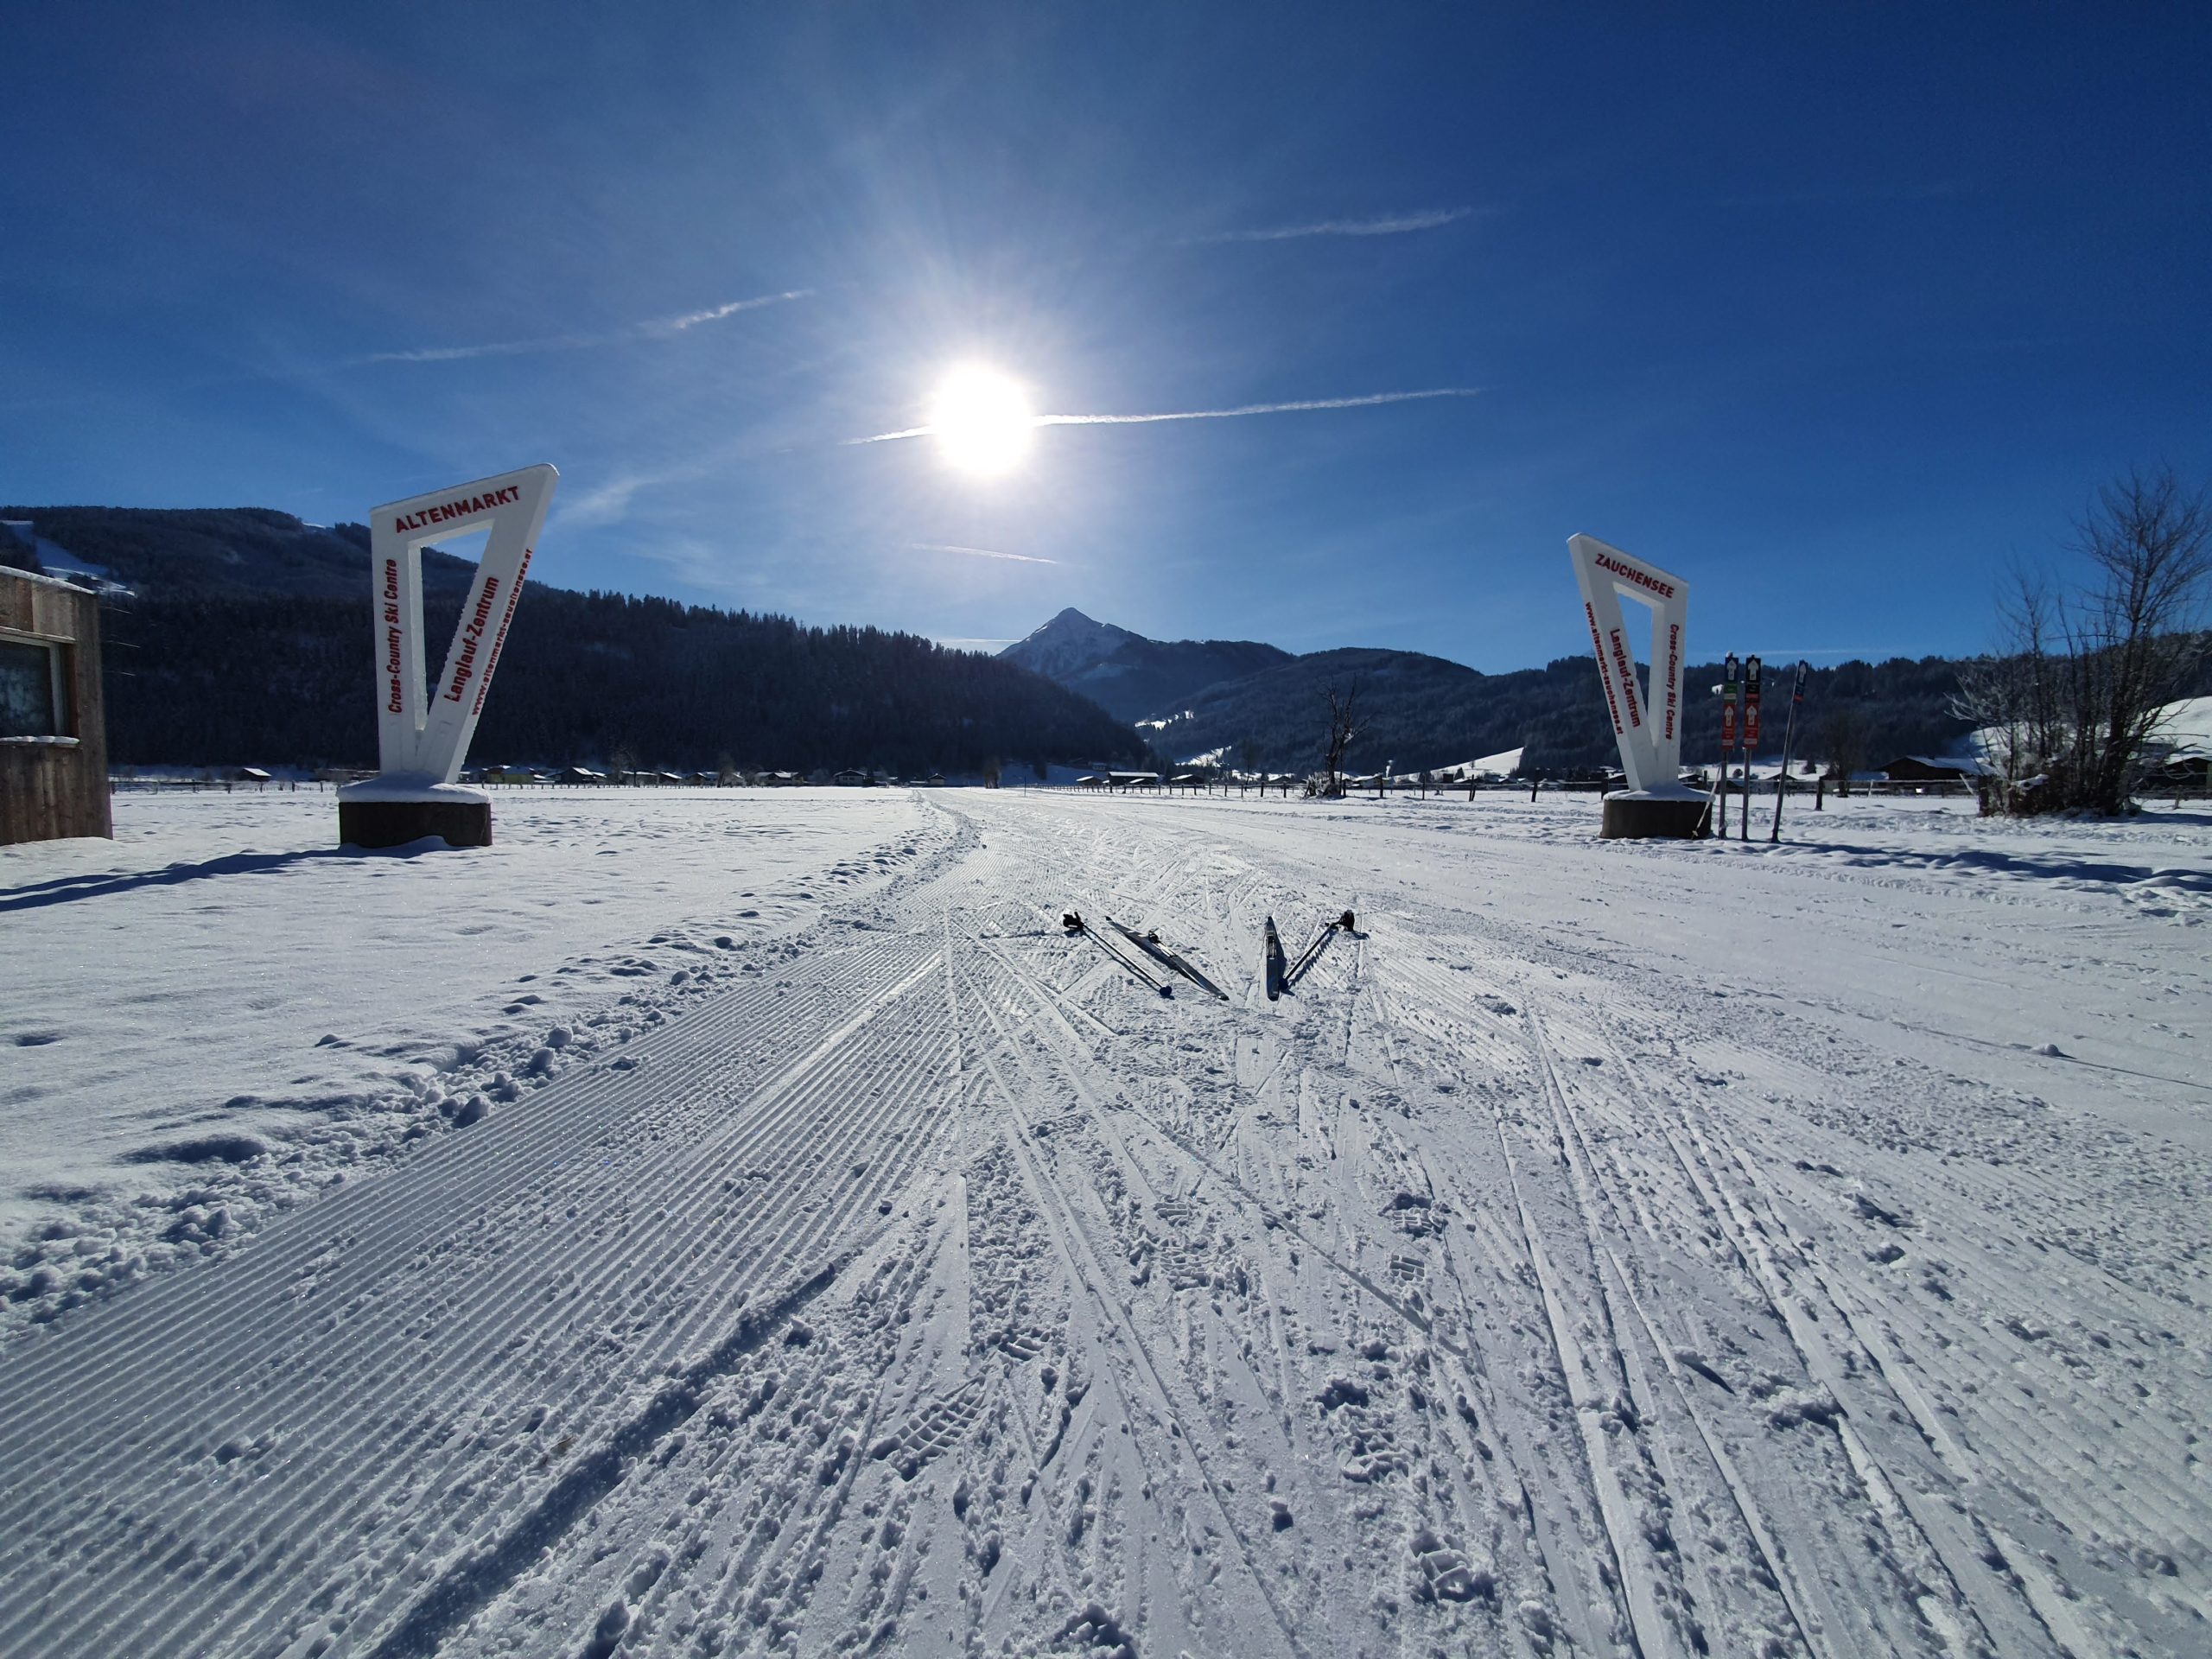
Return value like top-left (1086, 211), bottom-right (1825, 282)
top-left (4, 505), bottom-right (1143, 774)
top-left (1143, 645), bottom-right (1995, 776)
top-left (104, 588), bottom-right (1145, 774)
top-left (0, 506), bottom-right (476, 599)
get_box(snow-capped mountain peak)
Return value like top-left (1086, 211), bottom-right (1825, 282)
top-left (1000, 607), bottom-right (1139, 681)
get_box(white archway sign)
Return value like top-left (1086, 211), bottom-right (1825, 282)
top-left (338, 464), bottom-right (557, 848)
top-left (1567, 533), bottom-right (1707, 836)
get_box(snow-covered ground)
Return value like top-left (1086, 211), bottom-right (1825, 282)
top-left (1, 788), bottom-right (938, 1319)
top-left (2, 785), bottom-right (2208, 1657)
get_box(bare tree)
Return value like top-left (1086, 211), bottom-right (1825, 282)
top-left (1818, 705), bottom-right (1871, 795)
top-left (1955, 467), bottom-right (2212, 814)
top-left (2068, 467), bottom-right (2212, 810)
top-left (1952, 569), bottom-right (2065, 802)
top-left (1321, 679), bottom-right (1363, 798)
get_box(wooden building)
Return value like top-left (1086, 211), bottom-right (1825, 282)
top-left (1879, 754), bottom-right (1993, 785)
top-left (2, 567), bottom-right (111, 844)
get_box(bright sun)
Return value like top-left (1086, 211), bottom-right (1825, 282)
top-left (929, 365), bottom-right (1035, 476)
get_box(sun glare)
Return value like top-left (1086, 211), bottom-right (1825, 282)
top-left (929, 365), bottom-right (1035, 476)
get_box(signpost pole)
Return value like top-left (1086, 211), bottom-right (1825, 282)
top-left (1743, 655), bottom-right (1762, 841)
top-left (1719, 653), bottom-right (1740, 842)
top-left (1770, 658), bottom-right (1808, 842)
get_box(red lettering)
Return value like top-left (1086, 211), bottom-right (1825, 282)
top-left (1586, 603), bottom-right (1624, 737)
top-left (1595, 552), bottom-right (1675, 600)
top-left (393, 485), bottom-right (530, 541)
top-left (472, 548), bottom-right (530, 715)
top-left (1608, 627), bottom-right (1643, 728)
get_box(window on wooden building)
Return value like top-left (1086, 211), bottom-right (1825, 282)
top-left (0, 636), bottom-right (65, 739)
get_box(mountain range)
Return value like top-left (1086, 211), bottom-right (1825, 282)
top-left (1001, 607), bottom-right (1988, 775)
top-left (999, 608), bottom-right (1290, 723)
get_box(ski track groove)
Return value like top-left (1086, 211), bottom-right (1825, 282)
top-left (969, 887), bottom-right (1588, 1655)
top-left (949, 943), bottom-right (1312, 1659)
top-left (220, 952), bottom-right (950, 1655)
top-left (1526, 1008), bottom-right (1824, 1659)
top-left (0, 912), bottom-right (957, 1659)
top-left (1380, 929), bottom-right (2012, 1657)
top-left (1481, 1054), bottom-right (1673, 1659)
top-left (64, 946), bottom-right (944, 1657)
top-left (1577, 1011), bottom-right (2018, 1659)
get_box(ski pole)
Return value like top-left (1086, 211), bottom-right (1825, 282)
top-left (1063, 912), bottom-right (1170, 995)
top-left (1285, 910), bottom-right (1357, 988)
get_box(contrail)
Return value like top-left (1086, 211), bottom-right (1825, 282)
top-left (1036, 388), bottom-right (1479, 425)
top-left (913, 542), bottom-right (1058, 565)
top-left (1198, 207), bottom-right (1473, 242)
top-left (854, 386), bottom-right (1479, 446)
top-left (364, 289), bottom-right (810, 365)
top-left (649, 289), bottom-right (813, 334)
top-left (365, 335), bottom-right (594, 365)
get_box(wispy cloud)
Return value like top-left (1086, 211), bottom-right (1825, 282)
top-left (645, 289), bottom-right (814, 335)
top-left (1196, 207), bottom-right (1474, 243)
top-left (855, 386), bottom-right (1480, 446)
top-left (362, 288), bottom-right (811, 365)
top-left (364, 335), bottom-right (594, 365)
top-left (913, 542), bottom-right (1059, 565)
top-left (556, 473), bottom-right (658, 530)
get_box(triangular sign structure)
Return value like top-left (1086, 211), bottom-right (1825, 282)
top-left (369, 465), bottom-right (556, 785)
top-left (1567, 533), bottom-right (1689, 793)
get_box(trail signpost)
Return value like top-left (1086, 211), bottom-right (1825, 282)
top-left (337, 464), bottom-right (557, 849)
top-left (1567, 534), bottom-right (1707, 837)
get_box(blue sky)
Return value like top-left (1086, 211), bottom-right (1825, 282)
top-left (6, 3), bottom-right (2209, 671)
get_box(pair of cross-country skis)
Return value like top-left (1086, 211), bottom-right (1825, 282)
top-left (1060, 909), bottom-right (1356, 1001)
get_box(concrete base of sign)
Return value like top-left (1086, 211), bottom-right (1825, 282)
top-left (337, 781), bottom-right (493, 849)
top-left (1599, 788), bottom-right (1712, 840)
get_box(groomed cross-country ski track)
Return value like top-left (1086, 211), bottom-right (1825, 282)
top-left (3, 786), bottom-right (2209, 1658)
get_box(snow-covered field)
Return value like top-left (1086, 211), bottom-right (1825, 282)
top-left (2, 785), bottom-right (2208, 1657)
